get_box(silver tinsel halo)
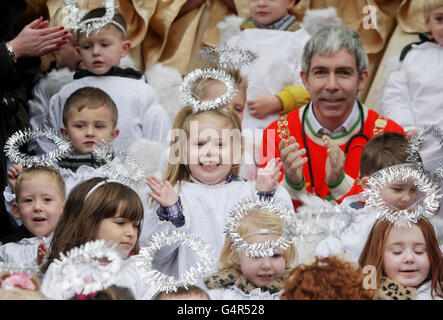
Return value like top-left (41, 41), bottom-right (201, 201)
top-left (179, 68), bottom-right (238, 111)
top-left (4, 128), bottom-right (71, 168)
top-left (286, 193), bottom-right (351, 243)
top-left (51, 240), bottom-right (125, 295)
top-left (63, 0), bottom-right (120, 37)
top-left (135, 229), bottom-right (216, 293)
top-left (200, 45), bottom-right (258, 70)
top-left (406, 124), bottom-right (443, 181)
top-left (223, 196), bottom-right (293, 258)
top-left (93, 143), bottom-right (146, 187)
top-left (363, 164), bottom-right (441, 227)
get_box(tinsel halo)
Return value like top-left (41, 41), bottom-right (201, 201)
top-left (179, 68), bottom-right (238, 111)
top-left (223, 196), bottom-right (294, 258)
top-left (363, 164), bottom-right (441, 227)
top-left (135, 229), bottom-right (216, 293)
top-left (93, 143), bottom-right (146, 187)
top-left (406, 124), bottom-right (443, 181)
top-left (286, 192), bottom-right (351, 243)
top-left (51, 240), bottom-right (126, 295)
top-left (4, 128), bottom-right (71, 168)
top-left (63, 0), bottom-right (118, 37)
top-left (200, 45), bottom-right (258, 70)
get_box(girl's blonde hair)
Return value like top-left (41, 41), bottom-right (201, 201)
top-left (218, 208), bottom-right (297, 272)
top-left (15, 166), bottom-right (66, 201)
top-left (163, 107), bottom-right (242, 188)
top-left (40, 177), bottom-right (144, 273)
top-left (424, 0), bottom-right (443, 20)
top-left (359, 218), bottom-right (443, 299)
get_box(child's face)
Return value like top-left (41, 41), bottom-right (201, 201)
top-left (60, 105), bottom-right (119, 154)
top-left (379, 180), bottom-right (418, 210)
top-left (236, 234), bottom-right (286, 288)
top-left (204, 80), bottom-right (246, 122)
top-left (382, 224), bottom-right (430, 287)
top-left (187, 116), bottom-right (240, 185)
top-left (55, 38), bottom-right (82, 71)
top-left (12, 176), bottom-right (64, 237)
top-left (249, 0), bottom-right (295, 27)
top-left (78, 25), bottom-right (130, 74)
top-left (425, 5), bottom-right (443, 45)
top-left (95, 205), bottom-right (139, 257)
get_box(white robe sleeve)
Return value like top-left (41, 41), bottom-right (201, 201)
top-left (380, 62), bottom-right (417, 132)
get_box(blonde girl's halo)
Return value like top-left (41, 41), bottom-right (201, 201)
top-left (135, 229), bottom-right (216, 294)
top-left (4, 128), bottom-right (72, 168)
top-left (179, 68), bottom-right (238, 111)
top-left (364, 163), bottom-right (442, 227)
top-left (50, 240), bottom-right (126, 295)
top-left (224, 196), bottom-right (294, 258)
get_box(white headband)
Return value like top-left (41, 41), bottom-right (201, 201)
top-left (81, 18), bottom-right (127, 38)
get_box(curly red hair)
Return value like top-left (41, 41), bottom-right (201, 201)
top-left (281, 256), bottom-right (376, 300)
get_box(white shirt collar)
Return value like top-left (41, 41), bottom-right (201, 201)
top-left (308, 100), bottom-right (359, 136)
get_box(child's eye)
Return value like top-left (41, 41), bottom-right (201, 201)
top-left (74, 123), bottom-right (84, 128)
top-left (44, 197), bottom-right (52, 202)
top-left (23, 198), bottom-right (33, 203)
top-left (272, 253), bottom-right (282, 258)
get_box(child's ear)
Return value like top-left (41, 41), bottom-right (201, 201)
top-left (109, 128), bottom-right (120, 142)
top-left (120, 40), bottom-right (131, 58)
top-left (11, 202), bottom-right (20, 220)
top-left (361, 176), bottom-right (370, 189)
top-left (60, 127), bottom-right (69, 140)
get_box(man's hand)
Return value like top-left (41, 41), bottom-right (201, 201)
top-left (146, 176), bottom-right (179, 207)
top-left (247, 95), bottom-right (283, 119)
top-left (7, 163), bottom-right (23, 192)
top-left (278, 136), bottom-right (307, 185)
top-left (256, 158), bottom-right (282, 192)
top-left (323, 135), bottom-right (345, 185)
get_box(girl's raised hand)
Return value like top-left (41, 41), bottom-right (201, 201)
top-left (146, 176), bottom-right (179, 207)
top-left (7, 163), bottom-right (23, 192)
top-left (256, 158), bottom-right (282, 192)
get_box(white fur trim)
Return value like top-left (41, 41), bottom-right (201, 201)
top-left (217, 15), bottom-right (243, 45)
top-left (128, 138), bottom-right (168, 179)
top-left (301, 7), bottom-right (342, 35)
top-left (144, 63), bottom-right (183, 121)
top-left (44, 68), bottom-right (75, 98)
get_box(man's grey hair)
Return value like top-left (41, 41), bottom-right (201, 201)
top-left (301, 25), bottom-right (369, 76)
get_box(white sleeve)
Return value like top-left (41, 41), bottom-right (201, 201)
top-left (28, 78), bottom-right (50, 131)
top-left (37, 93), bottom-right (65, 155)
top-left (380, 63), bottom-right (417, 131)
top-left (3, 185), bottom-right (17, 224)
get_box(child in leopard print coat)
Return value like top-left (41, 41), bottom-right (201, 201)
top-left (203, 205), bottom-right (297, 300)
top-left (359, 218), bottom-right (443, 300)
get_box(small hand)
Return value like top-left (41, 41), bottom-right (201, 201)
top-left (7, 163), bottom-right (23, 192)
top-left (146, 176), bottom-right (179, 207)
top-left (256, 158), bottom-right (282, 192)
top-left (247, 95), bottom-right (283, 119)
top-left (323, 135), bottom-right (345, 185)
top-left (35, 241), bottom-right (48, 265)
top-left (405, 129), bottom-right (419, 141)
top-left (278, 136), bottom-right (307, 185)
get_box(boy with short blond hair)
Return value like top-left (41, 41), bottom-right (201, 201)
top-left (1, 166), bottom-right (65, 267)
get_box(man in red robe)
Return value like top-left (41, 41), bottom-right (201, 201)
top-left (261, 25), bottom-right (404, 208)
